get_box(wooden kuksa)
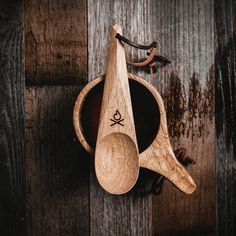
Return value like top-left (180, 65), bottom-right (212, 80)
top-left (73, 25), bottom-right (196, 195)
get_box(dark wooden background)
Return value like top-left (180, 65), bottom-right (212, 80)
top-left (0, 0), bottom-right (235, 235)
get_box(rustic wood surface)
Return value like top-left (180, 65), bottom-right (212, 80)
top-left (24, 0), bottom-right (87, 85)
top-left (0, 1), bottom-right (26, 235)
top-left (24, 86), bottom-right (90, 236)
top-left (215, 0), bottom-right (236, 235)
top-left (150, 1), bottom-right (216, 235)
top-left (24, 0), bottom-right (89, 235)
top-left (0, 0), bottom-right (235, 235)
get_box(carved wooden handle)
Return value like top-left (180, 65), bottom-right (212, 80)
top-left (140, 146), bottom-right (196, 194)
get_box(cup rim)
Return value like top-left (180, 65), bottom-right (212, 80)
top-left (73, 73), bottom-right (167, 155)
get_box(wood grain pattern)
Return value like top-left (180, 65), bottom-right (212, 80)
top-left (24, 0), bottom-right (87, 85)
top-left (24, 86), bottom-right (90, 236)
top-left (215, 0), bottom-right (236, 235)
top-left (0, 1), bottom-right (26, 235)
top-left (24, 1), bottom-right (89, 235)
top-left (151, 1), bottom-right (215, 235)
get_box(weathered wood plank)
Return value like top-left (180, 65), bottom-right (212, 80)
top-left (88, 0), bottom-right (215, 235)
top-left (24, 86), bottom-right (90, 236)
top-left (215, 0), bottom-right (236, 235)
top-left (0, 1), bottom-right (26, 235)
top-left (24, 0), bottom-right (87, 85)
top-left (24, 1), bottom-right (89, 235)
top-left (151, 1), bottom-right (215, 235)
top-left (88, 1), bottom-right (156, 235)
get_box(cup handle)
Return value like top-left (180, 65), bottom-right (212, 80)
top-left (140, 145), bottom-right (196, 194)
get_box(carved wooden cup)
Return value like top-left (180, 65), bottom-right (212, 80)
top-left (73, 73), bottom-right (197, 194)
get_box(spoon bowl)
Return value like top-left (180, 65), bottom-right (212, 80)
top-left (95, 133), bottom-right (139, 194)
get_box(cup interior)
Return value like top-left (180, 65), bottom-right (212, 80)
top-left (80, 79), bottom-right (160, 153)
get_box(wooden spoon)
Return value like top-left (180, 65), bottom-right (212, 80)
top-left (94, 25), bottom-right (139, 194)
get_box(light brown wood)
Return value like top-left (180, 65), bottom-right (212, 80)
top-left (94, 25), bottom-right (140, 194)
top-left (73, 73), bottom-right (196, 194)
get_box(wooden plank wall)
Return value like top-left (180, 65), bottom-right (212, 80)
top-left (0, 1), bottom-right (26, 235)
top-left (0, 0), bottom-right (235, 235)
top-left (215, 0), bottom-right (236, 235)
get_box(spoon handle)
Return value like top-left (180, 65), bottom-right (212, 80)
top-left (96, 24), bottom-right (138, 145)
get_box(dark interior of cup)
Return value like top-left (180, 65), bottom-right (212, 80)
top-left (80, 79), bottom-right (160, 153)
